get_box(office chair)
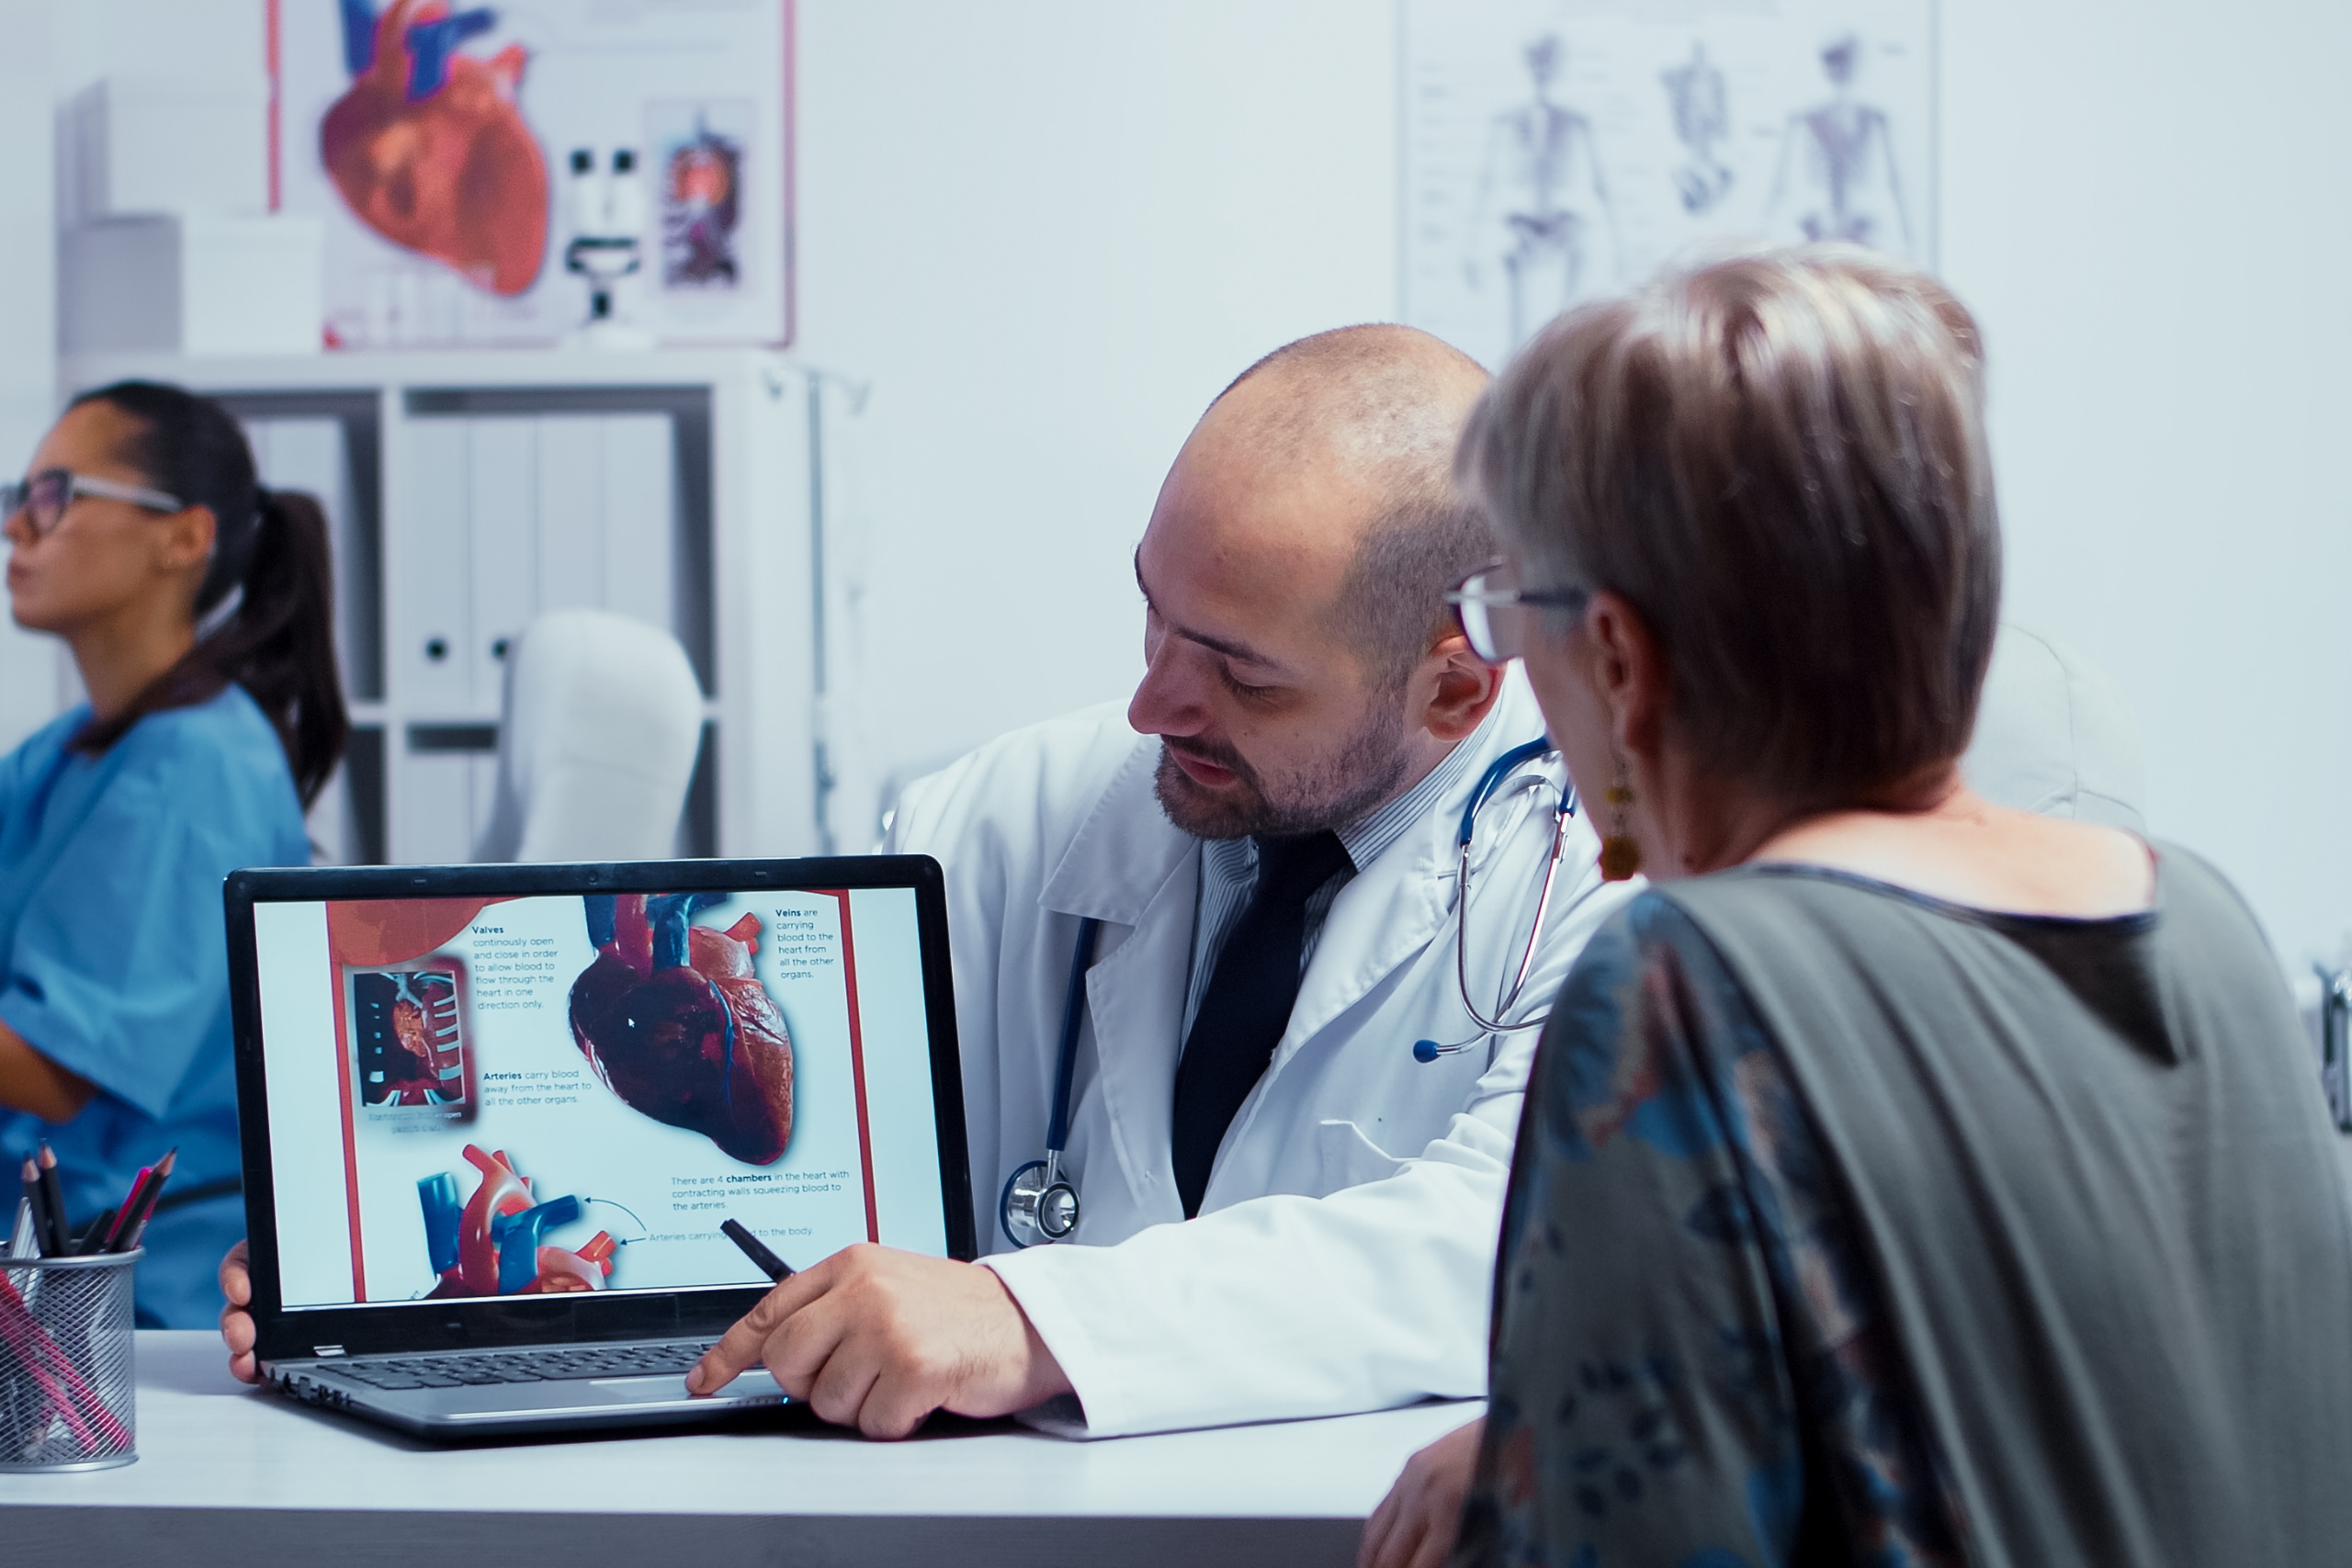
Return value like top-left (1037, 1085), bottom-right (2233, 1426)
top-left (1962, 623), bottom-right (2146, 831)
top-left (473, 608), bottom-right (706, 863)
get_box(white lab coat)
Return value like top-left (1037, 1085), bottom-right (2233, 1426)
top-left (885, 676), bottom-right (1627, 1437)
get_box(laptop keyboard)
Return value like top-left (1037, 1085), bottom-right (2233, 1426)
top-left (325, 1341), bottom-right (721, 1391)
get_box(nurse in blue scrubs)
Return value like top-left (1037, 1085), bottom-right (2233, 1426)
top-left (0, 381), bottom-right (345, 1327)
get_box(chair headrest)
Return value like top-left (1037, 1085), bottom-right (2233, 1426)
top-left (474, 608), bottom-right (706, 863)
top-left (1961, 624), bottom-right (2146, 832)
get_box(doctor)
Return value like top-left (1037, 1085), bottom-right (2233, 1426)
top-left (678, 324), bottom-right (1627, 1437)
top-left (215, 326), bottom-right (1624, 1435)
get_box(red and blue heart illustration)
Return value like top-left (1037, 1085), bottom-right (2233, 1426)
top-left (323, 0), bottom-right (549, 295)
top-left (569, 894), bottom-right (798, 1166)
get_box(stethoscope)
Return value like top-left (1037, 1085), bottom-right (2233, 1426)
top-left (1412, 736), bottom-right (1585, 1064)
top-left (999, 739), bottom-right (1584, 1249)
top-left (1001, 917), bottom-right (1099, 1247)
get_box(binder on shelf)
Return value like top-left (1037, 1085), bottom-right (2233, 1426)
top-left (535, 415), bottom-right (607, 614)
top-left (602, 414), bottom-right (677, 646)
top-left (398, 419), bottom-right (474, 716)
top-left (466, 417), bottom-right (539, 709)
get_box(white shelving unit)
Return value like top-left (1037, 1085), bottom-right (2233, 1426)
top-left (60, 348), bottom-right (831, 864)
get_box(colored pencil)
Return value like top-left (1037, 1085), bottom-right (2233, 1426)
top-left (116, 1149), bottom-right (176, 1252)
top-left (70, 1209), bottom-right (115, 1258)
top-left (98, 1168), bottom-right (153, 1254)
top-left (0, 1271), bottom-right (130, 1450)
top-left (15, 1162), bottom-right (40, 1258)
top-left (33, 1145), bottom-right (68, 1259)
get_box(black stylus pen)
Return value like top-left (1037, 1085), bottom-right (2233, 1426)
top-left (720, 1218), bottom-right (794, 1282)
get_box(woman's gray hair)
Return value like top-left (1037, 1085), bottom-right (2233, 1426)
top-left (1456, 243), bottom-right (2002, 807)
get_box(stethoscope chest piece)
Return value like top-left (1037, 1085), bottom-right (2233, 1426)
top-left (1001, 916), bottom-right (1103, 1248)
top-left (1001, 1152), bottom-right (1081, 1247)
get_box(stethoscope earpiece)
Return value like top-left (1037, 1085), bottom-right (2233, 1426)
top-left (1412, 1039), bottom-right (1463, 1063)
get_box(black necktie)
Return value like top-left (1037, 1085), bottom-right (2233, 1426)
top-left (1171, 829), bottom-right (1355, 1217)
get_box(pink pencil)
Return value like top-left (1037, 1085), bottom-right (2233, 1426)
top-left (0, 1272), bottom-right (130, 1450)
top-left (116, 1148), bottom-right (177, 1252)
top-left (0, 1282), bottom-right (96, 1449)
top-left (98, 1167), bottom-right (153, 1254)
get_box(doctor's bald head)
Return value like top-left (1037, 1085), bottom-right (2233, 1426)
top-left (1130, 324), bottom-right (1504, 840)
top-left (1209, 326), bottom-right (1496, 694)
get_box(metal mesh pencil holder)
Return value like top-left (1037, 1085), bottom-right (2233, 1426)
top-left (0, 1248), bottom-right (139, 1472)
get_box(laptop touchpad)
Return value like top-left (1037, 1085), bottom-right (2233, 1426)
top-left (590, 1370), bottom-right (781, 1402)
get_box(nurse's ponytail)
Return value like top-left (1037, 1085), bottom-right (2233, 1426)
top-left (66, 381), bottom-right (350, 807)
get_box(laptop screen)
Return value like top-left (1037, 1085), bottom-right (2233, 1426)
top-left (247, 884), bottom-right (949, 1312)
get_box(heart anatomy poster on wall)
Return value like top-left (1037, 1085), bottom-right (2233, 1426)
top-left (270, 1), bottom-right (793, 349)
top-left (1400, 0), bottom-right (1933, 371)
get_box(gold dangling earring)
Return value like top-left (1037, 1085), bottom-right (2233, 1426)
top-left (1600, 752), bottom-right (1644, 882)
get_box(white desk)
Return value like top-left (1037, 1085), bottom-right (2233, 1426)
top-left (0, 1333), bottom-right (1477, 1566)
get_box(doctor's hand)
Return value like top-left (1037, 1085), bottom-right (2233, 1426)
top-left (1360, 1416), bottom-right (1484, 1568)
top-left (685, 1244), bottom-right (1072, 1438)
top-left (219, 1241), bottom-right (263, 1385)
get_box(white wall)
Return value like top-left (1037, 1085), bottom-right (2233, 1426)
top-left (799, 0), bottom-right (2352, 967)
top-left (0, 0), bottom-right (62, 750)
top-left (1940, 0), bottom-right (2352, 966)
top-left (7, 1), bottom-right (2351, 967)
top-left (0, 0), bottom-right (264, 751)
top-left (794, 1), bottom-right (1397, 844)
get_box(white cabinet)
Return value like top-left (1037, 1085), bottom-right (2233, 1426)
top-left (62, 348), bottom-right (831, 864)
top-left (392, 411), bottom-right (680, 719)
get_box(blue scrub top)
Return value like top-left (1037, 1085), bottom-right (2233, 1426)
top-left (0, 684), bottom-right (310, 1327)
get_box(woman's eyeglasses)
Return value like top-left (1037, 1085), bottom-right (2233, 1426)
top-left (1445, 561), bottom-right (1589, 665)
top-left (2, 468), bottom-right (184, 539)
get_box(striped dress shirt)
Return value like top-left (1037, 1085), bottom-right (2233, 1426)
top-left (1177, 715), bottom-right (1490, 1042)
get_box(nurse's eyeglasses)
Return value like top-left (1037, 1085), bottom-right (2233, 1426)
top-left (2, 468), bottom-right (185, 539)
top-left (1445, 562), bottom-right (1589, 665)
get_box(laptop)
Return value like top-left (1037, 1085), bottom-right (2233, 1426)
top-left (223, 856), bottom-right (974, 1438)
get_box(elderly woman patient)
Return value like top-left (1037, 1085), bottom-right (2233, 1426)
top-left (1361, 247), bottom-right (2352, 1568)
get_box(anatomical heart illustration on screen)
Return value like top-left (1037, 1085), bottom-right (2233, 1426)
top-left (569, 894), bottom-right (797, 1165)
top-left (323, 0), bottom-right (550, 296)
top-left (348, 962), bottom-right (474, 1113)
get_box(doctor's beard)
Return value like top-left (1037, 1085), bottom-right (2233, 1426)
top-left (1151, 699), bottom-right (1415, 841)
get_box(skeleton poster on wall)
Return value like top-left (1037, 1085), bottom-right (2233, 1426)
top-left (272, 1), bottom-right (793, 349)
top-left (1401, 0), bottom-right (1935, 369)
